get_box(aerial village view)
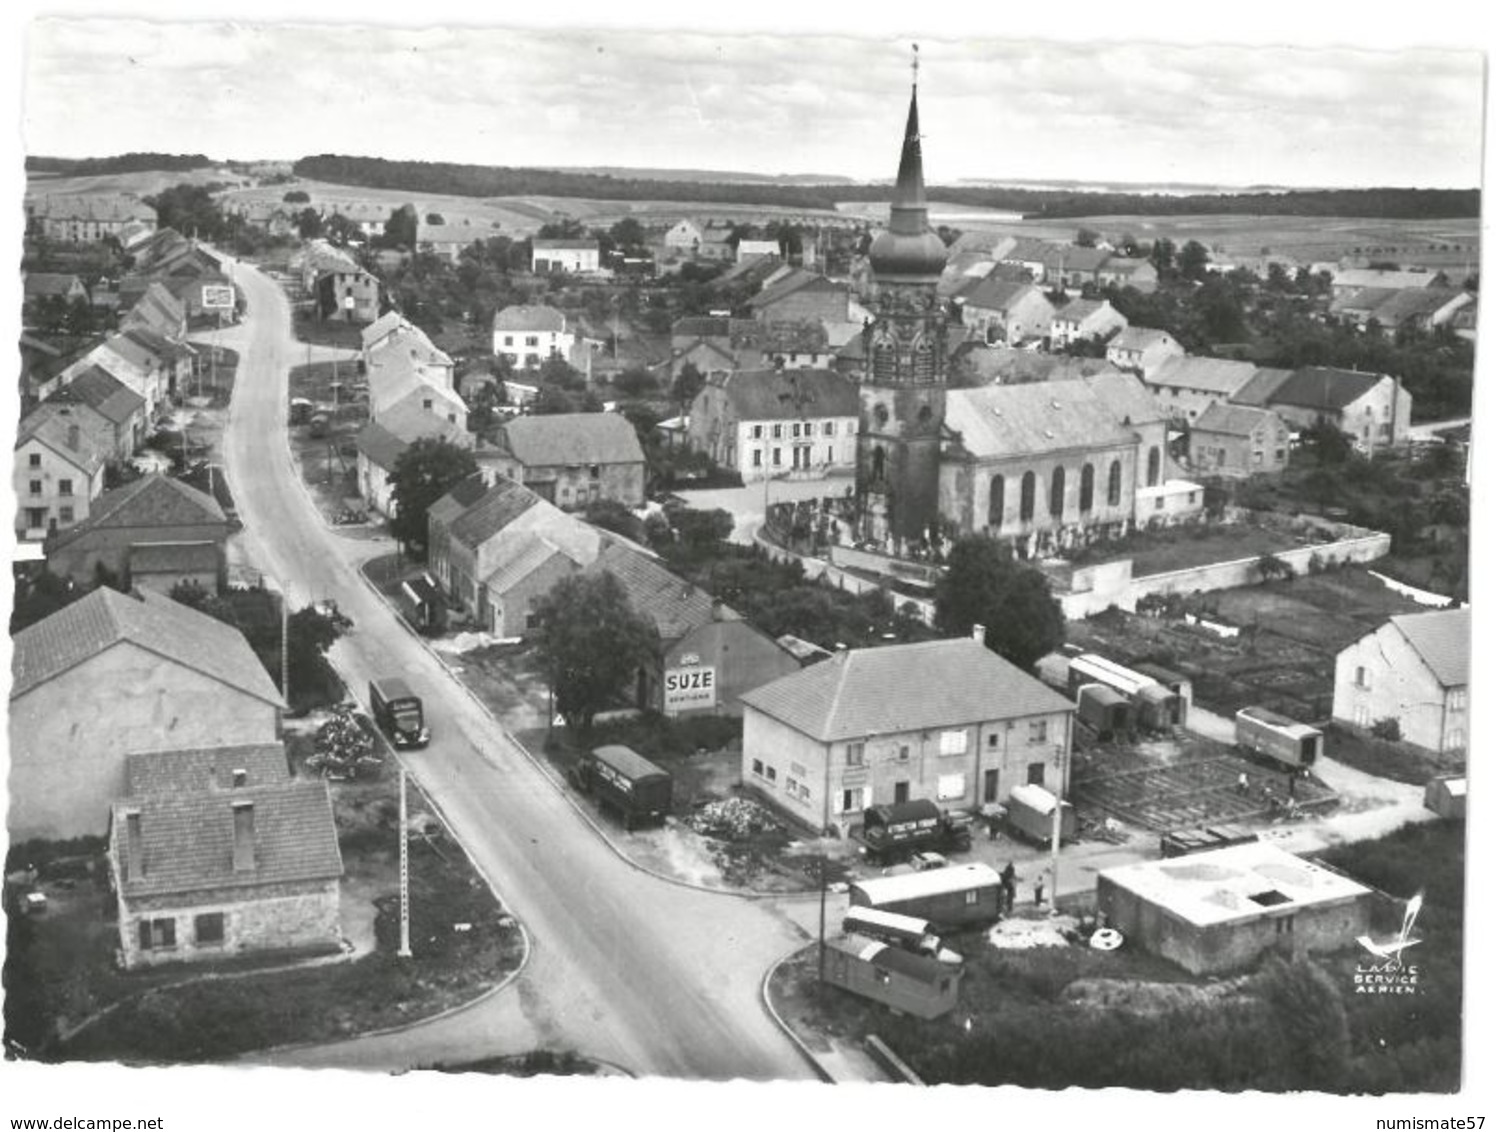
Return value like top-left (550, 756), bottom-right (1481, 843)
top-left (2, 11), bottom-right (1487, 1129)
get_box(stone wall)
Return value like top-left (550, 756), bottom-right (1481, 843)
top-left (118, 879), bottom-right (342, 970)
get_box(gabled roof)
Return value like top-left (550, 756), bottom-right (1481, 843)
top-left (711, 253), bottom-right (784, 289)
top-left (672, 316), bottom-right (733, 340)
top-left (121, 326), bottom-right (194, 363)
top-left (1084, 370), bottom-right (1168, 426)
top-left (1333, 268), bottom-right (1440, 291)
top-left (1388, 607), bottom-right (1469, 687)
top-left (493, 304), bottom-right (567, 333)
top-left (586, 541), bottom-right (713, 643)
top-left (447, 477), bottom-right (543, 550)
top-left (1193, 402), bottom-right (1283, 437)
top-left (499, 412), bottom-right (645, 467)
top-left (1147, 355), bottom-right (1259, 396)
top-left (532, 238), bottom-right (598, 251)
top-left (428, 472), bottom-right (495, 527)
top-left (1230, 367), bottom-right (1294, 407)
top-left (945, 381), bottom-right (1137, 459)
top-left (1329, 287), bottom-right (1400, 315)
top-left (113, 779), bottom-right (342, 898)
top-left (484, 530), bottom-right (589, 596)
top-left (31, 194), bottom-right (156, 224)
top-left (125, 744), bottom-right (290, 796)
top-left (962, 278), bottom-right (1045, 314)
top-left (1109, 326), bottom-right (1176, 353)
top-left (356, 399), bottom-right (469, 470)
top-left (14, 409), bottom-right (109, 474)
top-left (999, 237), bottom-right (1054, 263)
top-left (1368, 288), bottom-right (1469, 324)
top-left (11, 587), bottom-right (282, 706)
top-left (1052, 298), bottom-right (1115, 325)
top-left (360, 310), bottom-right (407, 351)
top-left (1099, 256), bottom-right (1153, 277)
top-left (48, 474), bottom-right (224, 544)
top-left (714, 368), bottom-right (859, 422)
top-left (129, 541), bottom-right (224, 575)
top-left (748, 269), bottom-right (842, 311)
top-left (54, 365), bottom-right (145, 424)
top-left (740, 636), bottom-right (1073, 742)
top-left (24, 272), bottom-right (85, 298)
top-left (1266, 366), bottom-right (1385, 411)
top-left (1043, 246), bottom-right (1112, 272)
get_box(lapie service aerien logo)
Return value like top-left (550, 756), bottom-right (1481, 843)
top-left (1353, 892), bottom-right (1424, 996)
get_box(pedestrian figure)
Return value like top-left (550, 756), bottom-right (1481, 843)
top-left (1034, 878), bottom-right (1046, 907)
top-left (1287, 770), bottom-right (1297, 800)
top-left (1237, 772), bottom-right (1248, 795)
top-left (988, 815), bottom-right (999, 841)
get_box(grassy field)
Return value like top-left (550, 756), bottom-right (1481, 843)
top-left (27, 167), bottom-right (257, 199)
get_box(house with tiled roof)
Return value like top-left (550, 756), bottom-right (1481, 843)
top-left (1096, 256), bottom-right (1159, 294)
top-left (364, 320), bottom-right (464, 423)
top-left (130, 228), bottom-right (192, 272)
top-left (1233, 365), bottom-right (1411, 451)
top-left (44, 472), bottom-right (229, 591)
top-left (14, 407), bottom-right (109, 539)
top-left (8, 587), bottom-right (284, 840)
top-left (1333, 607), bottom-right (1469, 754)
top-left (1105, 327), bottom-right (1183, 381)
top-left (109, 748), bottom-right (342, 969)
top-left (490, 412), bottom-right (646, 509)
top-left (315, 263), bottom-right (380, 323)
top-left (1042, 245), bottom-right (1113, 291)
top-left (939, 373), bottom-right (1192, 552)
top-left (1329, 287), bottom-right (1401, 328)
top-left (996, 237), bottom-right (1054, 280)
top-left (687, 368), bottom-right (859, 482)
top-left (1189, 403), bottom-right (1291, 478)
top-left (418, 220), bottom-right (490, 262)
top-left (57, 330), bottom-right (174, 419)
top-left (1049, 298), bottom-right (1127, 348)
top-left (28, 193), bottom-right (157, 243)
top-left (354, 399), bottom-right (473, 517)
top-left (1362, 288), bottom-right (1472, 336)
top-left (740, 635), bottom-right (1075, 834)
top-left (23, 272), bottom-right (89, 303)
top-left (747, 270), bottom-right (857, 325)
top-left (532, 238), bottom-right (600, 274)
top-left (958, 279), bottom-right (1055, 346)
top-left (120, 281), bottom-right (188, 341)
top-left (1144, 355), bottom-right (1261, 422)
top-left (1331, 267), bottom-right (1442, 296)
top-left (586, 541), bottom-right (799, 717)
top-left (46, 365), bottom-right (147, 460)
top-left (491, 304), bottom-right (582, 371)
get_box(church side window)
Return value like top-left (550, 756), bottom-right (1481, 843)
top-left (1020, 471), bottom-right (1036, 522)
top-left (1079, 463), bottom-right (1095, 513)
top-left (987, 475), bottom-right (1005, 529)
top-left (1107, 460), bottom-right (1122, 507)
top-left (1049, 466), bottom-right (1065, 519)
top-left (1147, 445), bottom-right (1161, 487)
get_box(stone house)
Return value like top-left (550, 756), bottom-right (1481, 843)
top-left (688, 367), bottom-right (859, 482)
top-left (740, 636), bottom-right (1075, 835)
top-left (747, 270), bottom-right (857, 325)
top-left (14, 410), bottom-right (108, 539)
top-left (110, 746), bottom-right (342, 970)
top-left (1189, 404), bottom-right (1291, 477)
top-left (23, 272), bottom-right (89, 304)
top-left (43, 473), bottom-right (229, 591)
top-left (39, 371), bottom-right (146, 464)
top-left (8, 587), bottom-right (284, 841)
top-left (958, 279), bottom-right (1056, 346)
top-left (1041, 245), bottom-right (1112, 291)
top-left (1333, 607), bottom-right (1468, 753)
top-left (315, 266), bottom-right (381, 323)
top-left (1049, 299), bottom-right (1127, 348)
top-left (355, 400), bottom-right (472, 517)
top-left (28, 193), bottom-right (157, 243)
top-left (1233, 366), bottom-right (1411, 451)
top-left (531, 238), bottom-right (600, 274)
top-left (1095, 257), bottom-right (1159, 294)
top-left (1105, 327), bottom-right (1184, 381)
top-left (664, 218), bottom-right (705, 255)
top-left (489, 412), bottom-right (646, 510)
top-left (491, 304), bottom-right (579, 370)
top-left (1144, 355), bottom-right (1262, 422)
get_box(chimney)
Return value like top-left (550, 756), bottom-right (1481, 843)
top-left (972, 623), bottom-right (987, 644)
top-left (124, 809), bottom-right (143, 881)
top-left (232, 800), bottom-right (256, 872)
top-left (231, 768), bottom-right (247, 788)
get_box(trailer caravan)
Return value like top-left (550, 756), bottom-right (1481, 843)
top-left (1068, 654), bottom-right (1182, 730)
top-left (1005, 783), bottom-right (1077, 845)
top-left (1076, 683), bottom-right (1133, 740)
top-left (1234, 707), bottom-right (1323, 769)
top-left (822, 935), bottom-right (963, 1020)
top-left (848, 863), bottom-right (1003, 930)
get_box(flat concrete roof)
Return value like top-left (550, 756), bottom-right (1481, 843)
top-left (1099, 841), bottom-right (1371, 928)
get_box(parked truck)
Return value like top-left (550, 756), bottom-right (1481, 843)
top-left (574, 744), bottom-right (673, 831)
top-left (860, 799), bottom-right (974, 865)
top-left (368, 677), bottom-right (429, 749)
top-left (848, 863), bottom-right (1003, 931)
top-left (1235, 706), bottom-right (1323, 769)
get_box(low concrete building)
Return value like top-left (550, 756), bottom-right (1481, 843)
top-left (110, 747), bottom-right (342, 970)
top-left (43, 472), bottom-right (228, 591)
top-left (9, 588), bottom-right (284, 841)
top-left (1096, 842), bottom-right (1374, 975)
top-left (1333, 607), bottom-right (1469, 754)
top-left (1189, 403), bottom-right (1291, 478)
top-left (489, 412), bottom-right (646, 510)
top-left (740, 636), bottom-right (1075, 836)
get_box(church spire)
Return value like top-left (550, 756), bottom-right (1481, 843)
top-left (867, 43), bottom-right (947, 284)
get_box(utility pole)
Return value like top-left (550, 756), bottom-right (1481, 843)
top-left (817, 742), bottom-right (834, 985)
top-left (280, 588), bottom-right (289, 703)
top-left (398, 767), bottom-right (412, 958)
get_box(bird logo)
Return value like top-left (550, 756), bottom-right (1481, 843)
top-left (1357, 891), bottom-right (1423, 966)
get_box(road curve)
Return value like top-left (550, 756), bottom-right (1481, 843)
top-left (216, 256), bottom-right (813, 1080)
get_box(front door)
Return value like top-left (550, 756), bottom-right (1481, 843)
top-left (894, 781), bottom-right (910, 805)
top-left (984, 769), bottom-right (1000, 804)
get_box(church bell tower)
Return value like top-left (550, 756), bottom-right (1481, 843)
top-left (857, 48), bottom-right (950, 553)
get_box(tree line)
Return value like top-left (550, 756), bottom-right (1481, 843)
top-left (292, 154), bottom-right (1480, 220)
top-left (27, 152), bottom-right (215, 176)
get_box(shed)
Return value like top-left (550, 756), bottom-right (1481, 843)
top-left (821, 934), bottom-right (963, 1020)
top-left (1423, 775), bottom-right (1466, 820)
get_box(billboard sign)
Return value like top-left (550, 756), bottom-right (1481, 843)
top-left (663, 664), bottom-right (717, 714)
top-left (201, 284), bottom-right (236, 310)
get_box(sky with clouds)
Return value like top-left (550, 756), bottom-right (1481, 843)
top-left (19, 16), bottom-right (1486, 190)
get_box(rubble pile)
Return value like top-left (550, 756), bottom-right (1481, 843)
top-left (687, 797), bottom-right (779, 840)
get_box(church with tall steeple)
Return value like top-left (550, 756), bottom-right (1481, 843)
top-left (855, 48), bottom-right (951, 553)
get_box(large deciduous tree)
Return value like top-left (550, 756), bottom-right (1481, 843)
top-left (533, 572), bottom-right (658, 736)
top-left (389, 437), bottom-right (480, 553)
top-left (933, 537), bottom-right (1064, 671)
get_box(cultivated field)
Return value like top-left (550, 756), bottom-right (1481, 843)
top-left (26, 166), bottom-right (256, 199)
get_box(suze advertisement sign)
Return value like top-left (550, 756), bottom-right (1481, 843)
top-left (664, 662), bottom-right (717, 714)
top-left (201, 284), bottom-right (236, 310)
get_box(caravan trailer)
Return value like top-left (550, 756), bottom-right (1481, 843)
top-left (1068, 654), bottom-right (1182, 730)
top-left (1234, 707), bottom-right (1323, 769)
top-left (848, 863), bottom-right (1003, 930)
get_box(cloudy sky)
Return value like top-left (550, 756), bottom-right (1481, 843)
top-left (17, 9), bottom-right (1488, 190)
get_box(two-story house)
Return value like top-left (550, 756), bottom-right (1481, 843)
top-left (688, 368), bottom-right (859, 481)
top-left (1333, 607), bottom-right (1468, 754)
top-left (740, 635), bottom-right (1076, 835)
top-left (1049, 299), bottom-right (1127, 349)
top-left (959, 279), bottom-right (1056, 346)
top-left (492, 304), bottom-right (580, 370)
top-left (14, 411), bottom-right (108, 539)
top-left (1232, 365), bottom-right (1411, 451)
top-left (488, 412), bottom-right (646, 510)
top-left (1105, 327), bottom-right (1184, 381)
top-left (531, 238), bottom-right (600, 274)
top-left (1144, 355), bottom-right (1261, 422)
top-left (1189, 403), bottom-right (1291, 477)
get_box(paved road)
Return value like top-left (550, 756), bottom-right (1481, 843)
top-left (215, 254), bottom-right (815, 1080)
